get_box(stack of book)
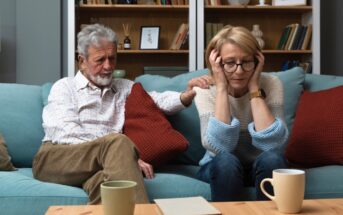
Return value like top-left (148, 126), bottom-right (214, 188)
top-left (170, 23), bottom-right (189, 50)
top-left (204, 0), bottom-right (222, 5)
top-left (281, 60), bottom-right (312, 73)
top-left (205, 22), bottom-right (224, 47)
top-left (79, 0), bottom-right (189, 5)
top-left (276, 23), bottom-right (312, 50)
top-left (156, 0), bottom-right (189, 5)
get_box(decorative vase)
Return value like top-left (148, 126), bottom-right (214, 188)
top-left (113, 69), bottom-right (126, 79)
top-left (251, 24), bottom-right (265, 49)
top-left (257, 0), bottom-right (268, 6)
top-left (227, 0), bottom-right (250, 6)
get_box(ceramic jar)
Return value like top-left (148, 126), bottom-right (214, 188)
top-left (251, 24), bottom-right (265, 49)
top-left (113, 69), bottom-right (126, 79)
top-left (227, 0), bottom-right (250, 6)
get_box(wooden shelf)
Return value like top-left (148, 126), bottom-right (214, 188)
top-left (78, 4), bottom-right (189, 12)
top-left (205, 5), bottom-right (312, 11)
top-left (118, 50), bottom-right (188, 54)
top-left (262, 50), bottom-right (312, 54)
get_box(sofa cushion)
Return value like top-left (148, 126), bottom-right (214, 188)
top-left (285, 85), bottom-right (343, 167)
top-left (135, 70), bottom-right (208, 165)
top-left (0, 84), bottom-right (45, 167)
top-left (0, 133), bottom-right (16, 171)
top-left (304, 165), bottom-right (343, 198)
top-left (270, 67), bottom-right (305, 132)
top-left (0, 168), bottom-right (88, 215)
top-left (123, 83), bottom-right (188, 166)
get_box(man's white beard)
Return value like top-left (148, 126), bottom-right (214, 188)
top-left (90, 74), bottom-right (113, 87)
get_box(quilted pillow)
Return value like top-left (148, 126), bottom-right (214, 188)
top-left (285, 85), bottom-right (343, 167)
top-left (123, 83), bottom-right (189, 166)
top-left (0, 133), bottom-right (16, 171)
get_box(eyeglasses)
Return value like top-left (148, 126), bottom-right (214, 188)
top-left (221, 61), bottom-right (255, 73)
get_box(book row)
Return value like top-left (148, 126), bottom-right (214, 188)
top-left (276, 23), bottom-right (312, 50)
top-left (79, 0), bottom-right (189, 5)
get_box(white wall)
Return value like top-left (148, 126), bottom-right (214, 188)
top-left (0, 0), bottom-right (61, 84)
top-left (321, 1), bottom-right (343, 76)
top-left (0, 0), bottom-right (16, 83)
top-left (16, 0), bottom-right (61, 84)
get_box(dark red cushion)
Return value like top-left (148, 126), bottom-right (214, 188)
top-left (285, 85), bottom-right (343, 167)
top-left (123, 83), bottom-right (188, 166)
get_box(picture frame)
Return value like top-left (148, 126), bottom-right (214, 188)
top-left (272, 0), bottom-right (307, 6)
top-left (139, 26), bottom-right (160, 50)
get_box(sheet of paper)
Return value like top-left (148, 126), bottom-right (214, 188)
top-left (154, 196), bottom-right (221, 215)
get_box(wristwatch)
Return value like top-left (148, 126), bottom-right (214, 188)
top-left (250, 89), bottom-right (266, 100)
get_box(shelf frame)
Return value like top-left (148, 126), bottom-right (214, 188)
top-left (197, 0), bottom-right (320, 74)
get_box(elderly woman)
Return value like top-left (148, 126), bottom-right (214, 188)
top-left (193, 26), bottom-right (289, 201)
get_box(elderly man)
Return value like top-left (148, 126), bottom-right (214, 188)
top-left (32, 24), bottom-right (207, 204)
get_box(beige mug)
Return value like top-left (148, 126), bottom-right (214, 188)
top-left (260, 169), bottom-right (305, 214)
top-left (101, 180), bottom-right (137, 215)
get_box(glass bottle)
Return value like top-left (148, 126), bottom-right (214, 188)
top-left (124, 36), bottom-right (131, 50)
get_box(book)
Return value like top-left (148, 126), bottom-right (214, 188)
top-left (154, 196), bottom-right (221, 215)
top-left (301, 24), bottom-right (312, 50)
top-left (284, 24), bottom-right (296, 50)
top-left (287, 23), bottom-right (299, 50)
top-left (170, 23), bottom-right (186, 50)
top-left (276, 26), bottom-right (290, 49)
top-left (296, 25), bottom-right (307, 50)
top-left (291, 24), bottom-right (303, 50)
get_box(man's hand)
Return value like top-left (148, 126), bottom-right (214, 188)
top-left (138, 159), bottom-right (154, 179)
top-left (180, 74), bottom-right (214, 106)
top-left (187, 75), bottom-right (213, 90)
top-left (180, 90), bottom-right (196, 106)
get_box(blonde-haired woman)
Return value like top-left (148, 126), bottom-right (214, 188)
top-left (194, 26), bottom-right (289, 201)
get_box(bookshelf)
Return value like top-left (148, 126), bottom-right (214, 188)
top-left (67, 0), bottom-right (320, 77)
top-left (197, 0), bottom-right (320, 74)
top-left (68, 1), bottom-right (196, 79)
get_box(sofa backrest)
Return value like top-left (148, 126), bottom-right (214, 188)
top-left (0, 84), bottom-right (45, 167)
top-left (137, 67), bottom-right (343, 165)
top-left (304, 73), bottom-right (343, 91)
top-left (2, 70), bottom-right (342, 167)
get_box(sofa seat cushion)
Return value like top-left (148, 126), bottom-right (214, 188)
top-left (0, 168), bottom-right (88, 215)
top-left (145, 168), bottom-right (211, 201)
top-left (304, 165), bottom-right (343, 198)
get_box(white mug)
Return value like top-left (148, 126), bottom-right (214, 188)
top-left (260, 169), bottom-right (305, 214)
top-left (101, 180), bottom-right (137, 215)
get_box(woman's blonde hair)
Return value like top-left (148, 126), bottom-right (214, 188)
top-left (205, 25), bottom-right (261, 74)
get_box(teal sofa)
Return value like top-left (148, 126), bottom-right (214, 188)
top-left (1, 67), bottom-right (343, 215)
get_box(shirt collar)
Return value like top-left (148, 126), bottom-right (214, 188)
top-left (74, 71), bottom-right (117, 93)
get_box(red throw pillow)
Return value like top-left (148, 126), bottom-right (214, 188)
top-left (285, 85), bottom-right (343, 167)
top-left (123, 83), bottom-right (188, 166)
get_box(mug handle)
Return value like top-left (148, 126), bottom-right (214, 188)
top-left (260, 178), bottom-right (275, 201)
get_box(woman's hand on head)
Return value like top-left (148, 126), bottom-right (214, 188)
top-left (209, 49), bottom-right (229, 91)
top-left (248, 50), bottom-right (265, 92)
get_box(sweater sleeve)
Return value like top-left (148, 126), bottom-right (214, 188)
top-left (248, 117), bottom-right (289, 151)
top-left (194, 86), bottom-right (240, 155)
top-left (248, 75), bottom-right (289, 151)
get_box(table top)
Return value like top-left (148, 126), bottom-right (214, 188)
top-left (45, 198), bottom-right (343, 215)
